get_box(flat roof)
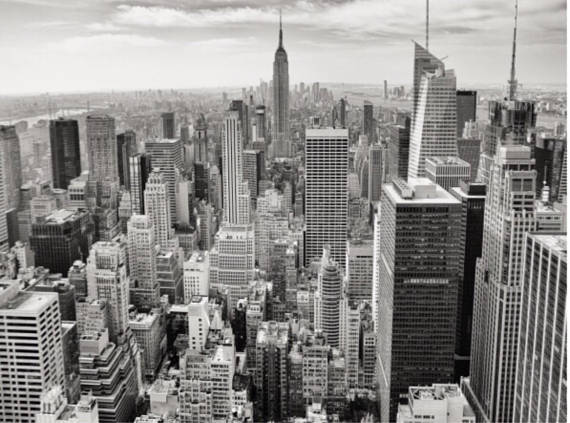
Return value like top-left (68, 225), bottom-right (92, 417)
top-left (386, 178), bottom-right (460, 205)
top-left (528, 233), bottom-right (567, 257)
top-left (0, 291), bottom-right (58, 314)
top-left (306, 127), bottom-right (349, 138)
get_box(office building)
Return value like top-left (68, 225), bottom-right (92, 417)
top-left (314, 247), bottom-right (343, 348)
top-left (50, 118), bottom-right (81, 189)
top-left (456, 90), bottom-right (477, 137)
top-left (368, 144), bottom-right (384, 202)
top-left (129, 310), bottom-right (164, 380)
top-left (78, 329), bottom-right (137, 423)
top-left (305, 128), bottom-right (348, 267)
top-left (145, 138), bottom-right (184, 222)
top-left (0, 125), bottom-right (22, 210)
top-left (255, 321), bottom-right (290, 422)
top-left (161, 112), bottom-right (175, 139)
top-left (36, 386), bottom-right (99, 423)
top-left (86, 241), bottom-right (130, 343)
top-left (377, 178), bottom-right (462, 422)
top-left (363, 101), bottom-right (375, 143)
top-left (144, 170), bottom-right (172, 249)
top-left (156, 249), bottom-right (183, 303)
top-left (425, 156), bottom-right (471, 191)
top-left (345, 239), bottom-right (373, 302)
top-left (194, 162), bottom-right (210, 202)
top-left (396, 384), bottom-right (475, 423)
top-left (187, 295), bottom-right (210, 351)
top-left (272, 14), bottom-right (290, 158)
top-left (183, 251), bottom-right (210, 301)
top-left (301, 331), bottom-right (329, 404)
top-left (513, 233), bottom-right (567, 423)
top-left (450, 182), bottom-right (486, 379)
top-left (408, 51), bottom-right (458, 179)
top-left (209, 224), bottom-right (255, 310)
top-left (534, 136), bottom-right (566, 202)
top-left (76, 297), bottom-right (109, 336)
top-left (128, 153), bottom-right (152, 214)
top-left (117, 130), bottom-right (137, 188)
top-left (30, 209), bottom-right (93, 276)
top-left (412, 42), bottom-right (444, 116)
top-left (0, 137), bottom-right (8, 252)
top-left (255, 105), bottom-right (267, 140)
top-left (178, 350), bottom-right (213, 423)
top-left (465, 146), bottom-right (536, 423)
top-left (0, 282), bottom-right (65, 423)
top-left (338, 97), bottom-right (347, 128)
top-left (457, 138), bottom-right (481, 181)
top-left (194, 114), bottom-right (208, 163)
top-left (243, 150), bottom-right (258, 205)
top-left (127, 215), bottom-right (160, 309)
top-left (86, 114), bottom-right (118, 184)
top-left (222, 111), bottom-right (251, 225)
top-left (387, 117), bottom-right (411, 181)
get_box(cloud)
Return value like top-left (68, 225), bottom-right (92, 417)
top-left (49, 33), bottom-right (166, 53)
top-left (86, 22), bottom-right (123, 32)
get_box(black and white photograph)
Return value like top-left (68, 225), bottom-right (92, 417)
top-left (0, 0), bottom-right (566, 422)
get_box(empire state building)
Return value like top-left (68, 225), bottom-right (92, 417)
top-left (272, 13), bottom-right (290, 158)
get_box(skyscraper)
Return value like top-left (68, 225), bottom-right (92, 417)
top-left (465, 146), bottom-right (536, 423)
top-left (117, 130), bottom-right (137, 188)
top-left (129, 153), bottom-right (152, 214)
top-left (368, 144), bottom-right (384, 202)
top-left (456, 90), bottom-right (477, 137)
top-left (221, 110), bottom-right (251, 225)
top-left (161, 112), bottom-right (175, 139)
top-left (305, 128), bottom-right (348, 267)
top-left (194, 114), bottom-right (208, 163)
top-left (49, 118), bottom-right (81, 189)
top-left (272, 12), bottom-right (290, 158)
top-left (0, 125), bottom-right (22, 210)
top-left (0, 138), bottom-right (8, 253)
top-left (30, 209), bottom-right (93, 276)
top-left (534, 136), bottom-right (566, 202)
top-left (127, 214), bottom-right (160, 309)
top-left (363, 101), bottom-right (375, 143)
top-left (86, 241), bottom-right (130, 343)
top-left (314, 247), bottom-right (343, 348)
top-left (255, 105), bottom-right (267, 140)
top-left (412, 42), bottom-right (443, 118)
top-left (408, 51), bottom-right (458, 179)
top-left (514, 233), bottom-right (567, 423)
top-left (0, 282), bottom-right (65, 423)
top-left (145, 137), bottom-right (184, 222)
top-left (144, 169), bottom-right (172, 249)
top-left (377, 178), bottom-right (462, 422)
top-left (450, 182), bottom-right (486, 379)
top-left (86, 114), bottom-right (118, 184)
top-left (387, 117), bottom-right (411, 182)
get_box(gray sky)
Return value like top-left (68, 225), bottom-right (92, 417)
top-left (0, 0), bottom-right (565, 94)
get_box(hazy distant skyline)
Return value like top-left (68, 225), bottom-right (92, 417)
top-left (0, 0), bottom-right (566, 94)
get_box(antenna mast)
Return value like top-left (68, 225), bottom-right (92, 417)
top-left (508, 0), bottom-right (519, 100)
top-left (426, 0), bottom-right (429, 50)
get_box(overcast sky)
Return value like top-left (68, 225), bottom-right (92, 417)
top-left (0, 0), bottom-right (565, 94)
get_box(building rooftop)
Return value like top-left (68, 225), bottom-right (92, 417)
top-left (425, 156), bottom-right (470, 167)
top-left (42, 209), bottom-right (84, 224)
top-left (387, 178), bottom-right (460, 205)
top-left (306, 127), bottom-right (349, 138)
top-left (0, 288), bottom-right (57, 314)
top-left (529, 233), bottom-right (567, 256)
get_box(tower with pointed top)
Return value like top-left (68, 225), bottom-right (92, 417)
top-left (272, 11), bottom-right (290, 158)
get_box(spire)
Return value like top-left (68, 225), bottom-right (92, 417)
top-left (278, 9), bottom-right (283, 48)
top-left (508, 0), bottom-right (519, 100)
top-left (426, 0), bottom-right (429, 51)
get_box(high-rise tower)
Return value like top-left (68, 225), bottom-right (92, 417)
top-left (86, 114), bottom-right (118, 184)
top-left (464, 146), bottom-right (536, 423)
top-left (272, 11), bottom-right (290, 158)
top-left (49, 118), bottom-right (81, 189)
top-left (305, 128), bottom-right (348, 267)
top-left (408, 46), bottom-right (458, 179)
top-left (222, 111), bottom-right (251, 225)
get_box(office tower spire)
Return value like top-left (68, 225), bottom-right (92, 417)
top-left (272, 10), bottom-right (290, 158)
top-left (508, 0), bottom-right (519, 100)
top-left (426, 0), bottom-right (429, 50)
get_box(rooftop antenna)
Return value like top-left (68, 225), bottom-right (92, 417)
top-left (508, 0), bottom-right (519, 100)
top-left (279, 9), bottom-right (283, 48)
top-left (426, 0), bottom-right (429, 50)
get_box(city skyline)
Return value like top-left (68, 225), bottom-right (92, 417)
top-left (0, 0), bottom-right (566, 94)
